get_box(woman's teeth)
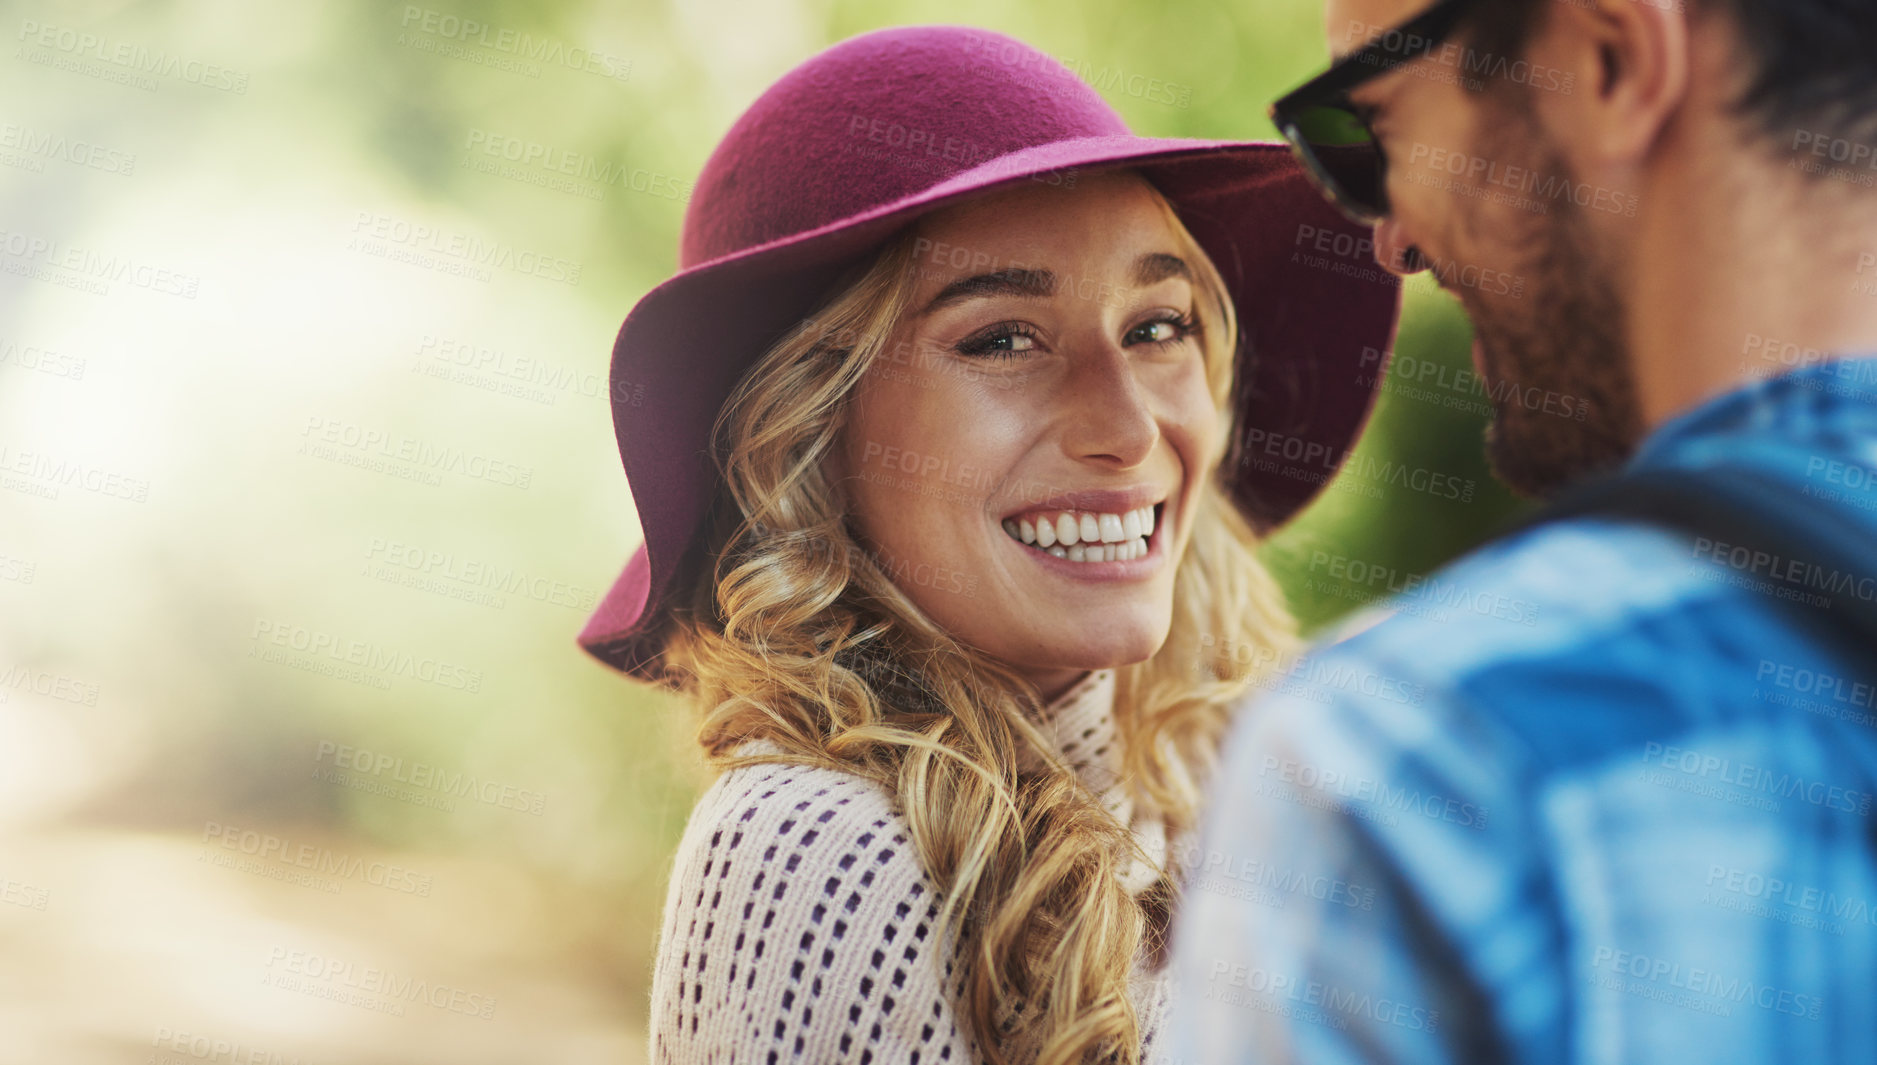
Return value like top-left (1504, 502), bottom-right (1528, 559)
top-left (999, 505), bottom-right (1156, 563)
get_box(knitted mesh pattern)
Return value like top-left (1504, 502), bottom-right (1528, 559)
top-left (648, 671), bottom-right (1182, 1063)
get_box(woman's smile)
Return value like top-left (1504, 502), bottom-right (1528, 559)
top-left (997, 497), bottom-right (1170, 579)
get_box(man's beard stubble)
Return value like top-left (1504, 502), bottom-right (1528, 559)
top-left (1463, 106), bottom-right (1647, 500)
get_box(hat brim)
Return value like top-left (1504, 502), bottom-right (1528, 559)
top-left (578, 135), bottom-right (1402, 679)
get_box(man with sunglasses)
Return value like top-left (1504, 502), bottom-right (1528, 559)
top-left (1168, 0), bottom-right (1877, 1061)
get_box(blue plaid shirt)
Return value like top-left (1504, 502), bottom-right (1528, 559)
top-left (1167, 358), bottom-right (1877, 1064)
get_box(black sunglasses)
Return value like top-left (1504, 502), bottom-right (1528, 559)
top-left (1269, 0), bottom-right (1486, 224)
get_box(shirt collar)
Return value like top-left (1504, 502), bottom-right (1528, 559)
top-left (1630, 356), bottom-right (1877, 471)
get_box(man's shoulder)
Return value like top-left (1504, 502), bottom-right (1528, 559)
top-left (1252, 515), bottom-right (1771, 779)
top-left (1326, 515), bottom-right (1719, 679)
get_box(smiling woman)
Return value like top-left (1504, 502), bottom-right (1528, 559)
top-left (573, 23), bottom-right (1400, 1065)
top-left (829, 173), bottom-right (1239, 704)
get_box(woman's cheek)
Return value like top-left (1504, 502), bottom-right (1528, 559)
top-left (1163, 363), bottom-right (1220, 457)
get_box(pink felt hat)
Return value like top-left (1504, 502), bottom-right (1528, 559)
top-left (578, 24), bottom-right (1401, 680)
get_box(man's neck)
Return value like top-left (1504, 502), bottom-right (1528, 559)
top-left (1627, 158), bottom-right (1877, 431)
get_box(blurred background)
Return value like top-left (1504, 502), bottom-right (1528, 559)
top-left (0, 0), bottom-right (1523, 1060)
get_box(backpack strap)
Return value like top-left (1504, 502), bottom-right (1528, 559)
top-left (1490, 466), bottom-right (1877, 653)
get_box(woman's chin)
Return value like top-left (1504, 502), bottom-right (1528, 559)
top-left (1013, 621), bottom-right (1170, 675)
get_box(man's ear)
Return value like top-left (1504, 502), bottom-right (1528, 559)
top-left (1540, 0), bottom-right (1693, 166)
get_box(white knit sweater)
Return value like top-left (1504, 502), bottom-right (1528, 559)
top-left (647, 668), bottom-right (1187, 1064)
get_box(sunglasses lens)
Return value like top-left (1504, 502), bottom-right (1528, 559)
top-left (1290, 104), bottom-right (1386, 220)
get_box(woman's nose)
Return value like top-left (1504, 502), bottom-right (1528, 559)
top-left (1062, 345), bottom-right (1157, 467)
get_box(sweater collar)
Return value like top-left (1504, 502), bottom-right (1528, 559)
top-left (735, 667), bottom-right (1165, 895)
top-left (1038, 668), bottom-right (1123, 795)
top-left (1036, 669), bottom-right (1166, 898)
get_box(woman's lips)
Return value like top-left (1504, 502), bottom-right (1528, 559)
top-left (1001, 503), bottom-right (1157, 555)
top-left (999, 502), bottom-right (1166, 572)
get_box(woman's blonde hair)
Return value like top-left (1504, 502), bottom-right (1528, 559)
top-left (661, 178), bottom-right (1299, 1065)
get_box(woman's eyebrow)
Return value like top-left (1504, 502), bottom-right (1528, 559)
top-left (1133, 253), bottom-right (1190, 287)
top-left (918, 268), bottom-right (1055, 316)
top-left (916, 254), bottom-right (1186, 318)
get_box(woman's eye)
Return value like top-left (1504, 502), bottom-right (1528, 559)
top-left (1126, 313), bottom-right (1199, 347)
top-left (955, 326), bottom-right (1039, 359)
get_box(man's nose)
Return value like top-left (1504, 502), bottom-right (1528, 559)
top-left (1373, 217), bottom-right (1428, 277)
